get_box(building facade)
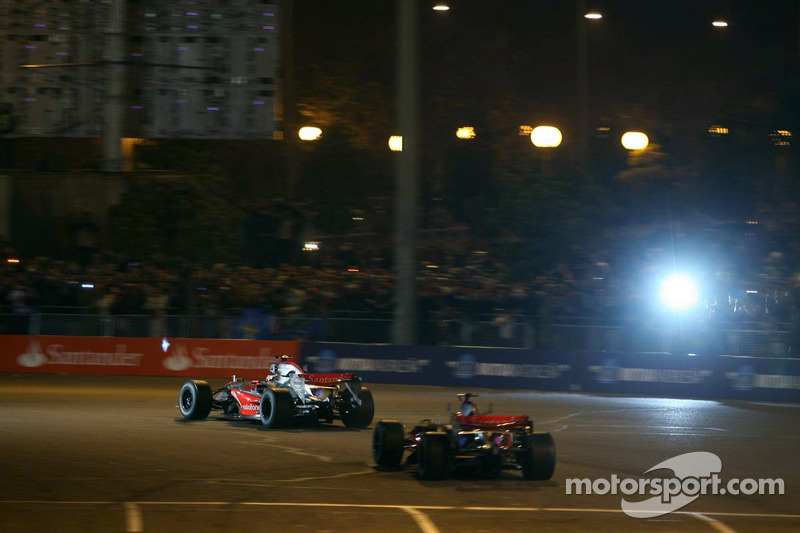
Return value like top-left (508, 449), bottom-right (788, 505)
top-left (0, 0), bottom-right (281, 139)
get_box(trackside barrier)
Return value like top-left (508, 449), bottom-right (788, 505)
top-left (300, 343), bottom-right (800, 403)
top-left (1, 336), bottom-right (798, 402)
top-left (0, 335), bottom-right (300, 378)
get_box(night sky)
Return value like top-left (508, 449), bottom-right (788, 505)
top-left (292, 0), bottom-right (800, 143)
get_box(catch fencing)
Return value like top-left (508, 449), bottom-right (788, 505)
top-left (1, 311), bottom-right (794, 358)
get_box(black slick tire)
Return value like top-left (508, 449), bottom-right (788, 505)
top-left (341, 386), bottom-right (375, 428)
top-left (178, 380), bottom-right (213, 420)
top-left (522, 432), bottom-right (556, 480)
top-left (260, 387), bottom-right (294, 429)
top-left (373, 420), bottom-right (405, 468)
top-left (418, 432), bottom-right (450, 481)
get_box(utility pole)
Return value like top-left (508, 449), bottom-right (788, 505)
top-left (576, 0), bottom-right (588, 183)
top-left (102, 0), bottom-right (125, 172)
top-left (282, 0), bottom-right (298, 199)
top-left (393, 0), bottom-right (419, 345)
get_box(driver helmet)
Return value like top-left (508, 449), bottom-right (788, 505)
top-left (269, 363), bottom-right (278, 375)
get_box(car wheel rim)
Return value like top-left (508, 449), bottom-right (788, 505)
top-left (182, 391), bottom-right (192, 411)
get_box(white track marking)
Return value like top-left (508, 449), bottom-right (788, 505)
top-left (4, 500), bottom-right (800, 518)
top-left (539, 408), bottom-right (670, 425)
top-left (124, 502), bottom-right (142, 533)
top-left (746, 402), bottom-right (800, 408)
top-left (539, 411), bottom-right (592, 425)
top-left (691, 512), bottom-right (739, 533)
top-left (240, 440), bottom-right (333, 462)
top-left (4, 500), bottom-right (797, 533)
top-left (208, 468), bottom-right (375, 484)
top-left (275, 468), bottom-right (375, 483)
top-left (545, 423), bottom-right (731, 435)
top-left (399, 506), bottom-right (441, 533)
top-left (568, 424), bottom-right (729, 432)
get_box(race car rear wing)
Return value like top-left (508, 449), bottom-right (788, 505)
top-left (454, 414), bottom-right (531, 430)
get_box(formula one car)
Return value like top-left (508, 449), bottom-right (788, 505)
top-left (372, 393), bottom-right (555, 480)
top-left (177, 356), bottom-right (374, 428)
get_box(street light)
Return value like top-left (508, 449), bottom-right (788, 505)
top-left (531, 126), bottom-right (563, 148)
top-left (298, 126), bottom-right (322, 141)
top-left (621, 131), bottom-right (649, 150)
top-left (388, 135), bottom-right (403, 151)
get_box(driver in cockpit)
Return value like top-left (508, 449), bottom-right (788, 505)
top-left (458, 393), bottom-right (479, 416)
top-left (266, 363), bottom-right (278, 382)
top-left (266, 361), bottom-right (298, 387)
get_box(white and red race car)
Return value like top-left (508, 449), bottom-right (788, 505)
top-left (178, 356), bottom-right (374, 429)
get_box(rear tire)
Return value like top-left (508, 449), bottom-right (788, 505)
top-left (341, 386), bottom-right (375, 428)
top-left (260, 387), bottom-right (294, 429)
top-left (418, 432), bottom-right (450, 481)
top-left (178, 380), bottom-right (213, 420)
top-left (521, 432), bottom-right (556, 480)
top-left (373, 420), bottom-right (405, 468)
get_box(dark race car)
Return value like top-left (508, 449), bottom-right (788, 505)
top-left (372, 393), bottom-right (555, 480)
top-left (177, 356), bottom-right (374, 429)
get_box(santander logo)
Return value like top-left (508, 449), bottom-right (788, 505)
top-left (17, 341), bottom-right (48, 368)
top-left (160, 343), bottom-right (278, 371)
top-left (16, 341), bottom-right (144, 367)
top-left (162, 344), bottom-right (193, 372)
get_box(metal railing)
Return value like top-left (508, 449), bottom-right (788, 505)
top-left (1, 311), bottom-right (795, 357)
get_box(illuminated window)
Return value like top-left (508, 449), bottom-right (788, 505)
top-left (456, 126), bottom-right (476, 139)
top-left (770, 130), bottom-right (791, 147)
top-left (708, 124), bottom-right (729, 136)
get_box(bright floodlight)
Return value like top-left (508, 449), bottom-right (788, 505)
top-left (621, 131), bottom-right (649, 150)
top-left (298, 126), bottom-right (322, 141)
top-left (433, 4), bottom-right (450, 11)
top-left (712, 20), bottom-right (728, 27)
top-left (660, 274), bottom-right (698, 311)
top-left (530, 125), bottom-right (562, 148)
top-left (585, 12), bottom-right (603, 20)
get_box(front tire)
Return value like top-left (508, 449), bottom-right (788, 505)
top-left (373, 420), bottom-right (405, 468)
top-left (260, 387), bottom-right (295, 429)
top-left (341, 386), bottom-right (375, 428)
top-left (521, 432), bottom-right (556, 480)
top-left (418, 432), bottom-right (450, 481)
top-left (178, 380), bottom-right (213, 420)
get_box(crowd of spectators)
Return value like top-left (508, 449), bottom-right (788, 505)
top-left (2, 222), bottom-right (799, 337)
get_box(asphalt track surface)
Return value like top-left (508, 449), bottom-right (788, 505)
top-left (0, 374), bottom-right (798, 533)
